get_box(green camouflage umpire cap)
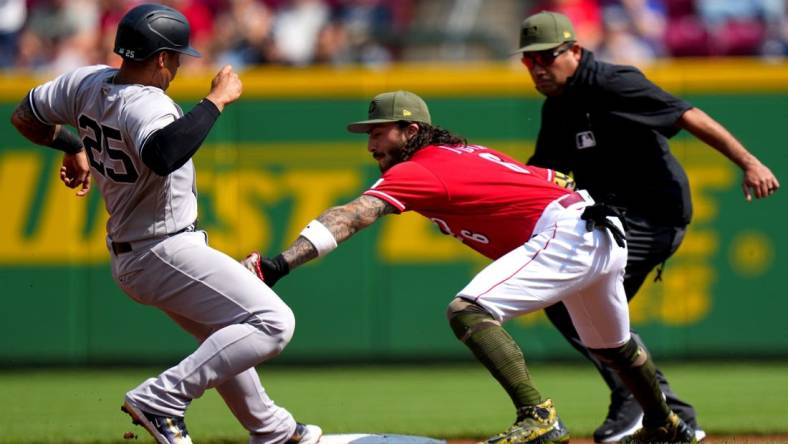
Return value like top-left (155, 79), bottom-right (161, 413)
top-left (513, 11), bottom-right (576, 53)
top-left (347, 90), bottom-right (431, 133)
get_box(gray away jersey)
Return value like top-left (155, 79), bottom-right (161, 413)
top-left (29, 65), bottom-right (198, 243)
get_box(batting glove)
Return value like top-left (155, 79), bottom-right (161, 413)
top-left (259, 254), bottom-right (290, 287)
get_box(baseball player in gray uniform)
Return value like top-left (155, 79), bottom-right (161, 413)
top-left (10, 4), bottom-right (321, 444)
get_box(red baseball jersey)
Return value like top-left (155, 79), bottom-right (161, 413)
top-left (363, 144), bottom-right (571, 260)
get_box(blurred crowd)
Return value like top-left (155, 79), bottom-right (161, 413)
top-left (531, 0), bottom-right (788, 66)
top-left (0, 0), bottom-right (411, 72)
top-left (0, 0), bottom-right (785, 74)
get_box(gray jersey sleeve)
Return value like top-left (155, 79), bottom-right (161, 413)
top-left (122, 90), bottom-right (183, 155)
top-left (28, 65), bottom-right (109, 126)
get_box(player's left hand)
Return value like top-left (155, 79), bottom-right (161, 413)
top-left (205, 65), bottom-right (243, 112)
top-left (258, 254), bottom-right (290, 287)
top-left (742, 161), bottom-right (779, 201)
top-left (60, 150), bottom-right (91, 197)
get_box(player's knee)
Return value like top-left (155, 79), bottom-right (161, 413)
top-left (277, 305), bottom-right (296, 346)
top-left (272, 305), bottom-right (296, 351)
top-left (248, 303), bottom-right (296, 355)
top-left (446, 297), bottom-right (499, 342)
top-left (590, 337), bottom-right (647, 370)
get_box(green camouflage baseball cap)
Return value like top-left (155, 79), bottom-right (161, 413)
top-left (347, 90), bottom-right (431, 133)
top-left (513, 11), bottom-right (576, 53)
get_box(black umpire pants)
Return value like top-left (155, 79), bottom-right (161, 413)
top-left (543, 214), bottom-right (699, 427)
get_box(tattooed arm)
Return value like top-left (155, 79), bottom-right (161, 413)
top-left (11, 94), bottom-right (91, 195)
top-left (12, 93), bottom-right (85, 154)
top-left (282, 194), bottom-right (398, 270)
top-left (10, 94), bottom-right (59, 146)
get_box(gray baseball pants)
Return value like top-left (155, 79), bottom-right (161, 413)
top-left (110, 231), bottom-right (297, 443)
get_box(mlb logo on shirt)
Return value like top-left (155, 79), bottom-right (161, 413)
top-left (576, 131), bottom-right (596, 149)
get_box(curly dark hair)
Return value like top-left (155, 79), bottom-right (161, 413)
top-left (397, 121), bottom-right (466, 161)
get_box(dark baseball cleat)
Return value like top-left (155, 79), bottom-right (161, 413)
top-left (481, 399), bottom-right (570, 444)
top-left (593, 394), bottom-right (643, 443)
top-left (620, 412), bottom-right (697, 444)
top-left (241, 251), bottom-right (264, 281)
top-left (286, 422), bottom-right (323, 444)
top-left (121, 396), bottom-right (193, 444)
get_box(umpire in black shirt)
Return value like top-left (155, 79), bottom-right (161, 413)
top-left (515, 11), bottom-right (780, 444)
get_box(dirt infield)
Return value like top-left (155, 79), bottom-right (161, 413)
top-left (693, 437), bottom-right (788, 444)
top-left (449, 436), bottom-right (788, 444)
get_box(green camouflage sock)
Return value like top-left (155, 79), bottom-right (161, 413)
top-left (450, 310), bottom-right (542, 408)
top-left (595, 339), bottom-right (671, 427)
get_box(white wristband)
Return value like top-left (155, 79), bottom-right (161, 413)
top-left (299, 219), bottom-right (338, 257)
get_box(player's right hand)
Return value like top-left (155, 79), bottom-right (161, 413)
top-left (60, 150), bottom-right (91, 197)
top-left (206, 65), bottom-right (243, 112)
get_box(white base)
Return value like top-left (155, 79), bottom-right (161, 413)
top-left (319, 434), bottom-right (446, 444)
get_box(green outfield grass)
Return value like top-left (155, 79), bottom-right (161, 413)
top-left (1, 362), bottom-right (787, 443)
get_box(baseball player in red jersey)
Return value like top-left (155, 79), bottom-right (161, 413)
top-left (244, 91), bottom-right (697, 444)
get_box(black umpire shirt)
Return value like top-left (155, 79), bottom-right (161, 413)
top-left (528, 49), bottom-right (693, 226)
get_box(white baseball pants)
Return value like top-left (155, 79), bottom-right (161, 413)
top-left (457, 191), bottom-right (631, 349)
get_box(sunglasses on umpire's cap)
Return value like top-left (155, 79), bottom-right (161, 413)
top-left (347, 90), bottom-right (431, 133)
top-left (513, 11), bottom-right (576, 54)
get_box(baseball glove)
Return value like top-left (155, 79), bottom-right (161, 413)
top-left (553, 170), bottom-right (576, 190)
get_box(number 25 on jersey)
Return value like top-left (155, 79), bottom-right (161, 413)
top-left (78, 114), bottom-right (139, 183)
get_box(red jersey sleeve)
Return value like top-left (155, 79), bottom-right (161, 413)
top-left (362, 161), bottom-right (447, 212)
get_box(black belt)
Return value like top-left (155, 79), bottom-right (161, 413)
top-left (111, 223), bottom-right (197, 255)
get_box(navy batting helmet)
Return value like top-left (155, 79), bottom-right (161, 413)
top-left (114, 3), bottom-right (200, 61)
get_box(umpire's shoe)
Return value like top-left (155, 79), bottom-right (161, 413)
top-left (286, 423), bottom-right (323, 444)
top-left (481, 399), bottom-right (570, 444)
top-left (122, 396), bottom-right (193, 444)
top-left (593, 393), bottom-right (644, 443)
top-left (620, 412), bottom-right (697, 444)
